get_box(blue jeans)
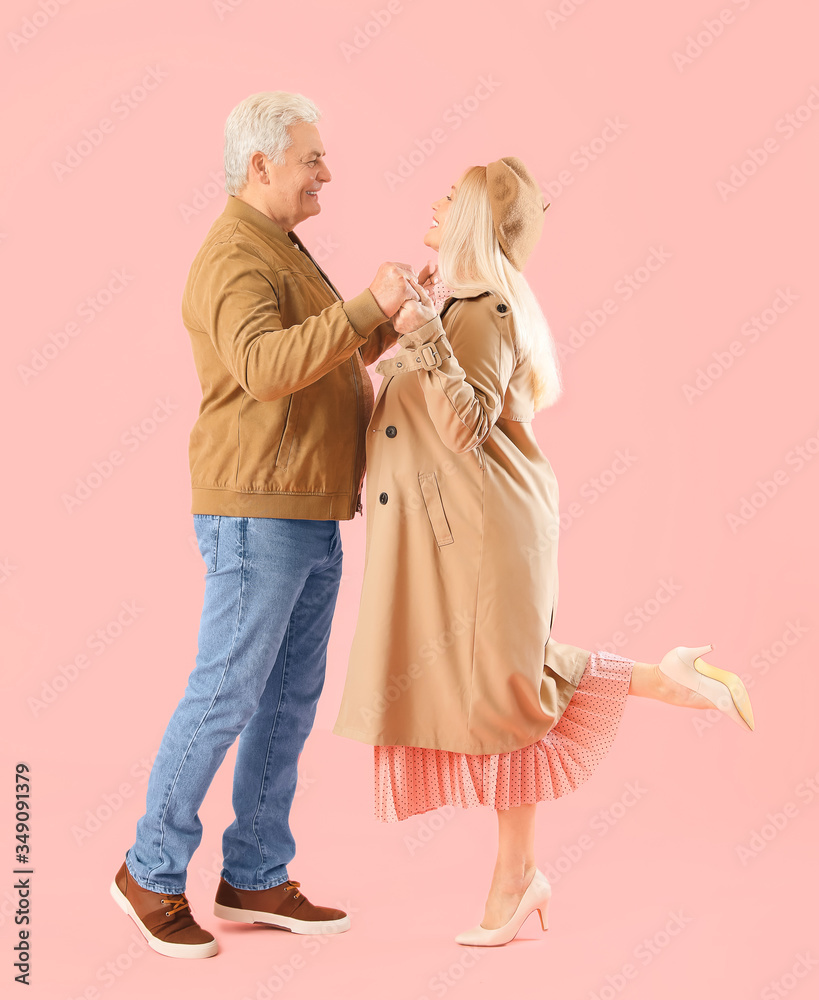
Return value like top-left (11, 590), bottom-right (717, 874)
top-left (126, 514), bottom-right (343, 893)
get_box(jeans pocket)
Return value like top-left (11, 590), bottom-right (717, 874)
top-left (193, 514), bottom-right (221, 573)
top-left (418, 472), bottom-right (454, 547)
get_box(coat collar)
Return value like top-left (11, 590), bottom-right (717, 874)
top-left (440, 289), bottom-right (490, 318)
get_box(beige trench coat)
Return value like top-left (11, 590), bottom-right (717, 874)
top-left (332, 290), bottom-right (594, 756)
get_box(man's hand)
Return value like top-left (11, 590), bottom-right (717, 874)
top-left (392, 276), bottom-right (437, 335)
top-left (369, 262), bottom-right (421, 318)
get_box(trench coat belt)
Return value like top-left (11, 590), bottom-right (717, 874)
top-left (375, 340), bottom-right (453, 377)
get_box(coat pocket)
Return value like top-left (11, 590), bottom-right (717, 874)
top-left (418, 471), bottom-right (454, 547)
top-left (275, 392), bottom-right (303, 468)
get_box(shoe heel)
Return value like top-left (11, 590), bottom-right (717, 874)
top-left (110, 880), bottom-right (129, 914)
top-left (536, 904), bottom-right (549, 931)
top-left (675, 643), bottom-right (714, 669)
top-left (690, 649), bottom-right (755, 731)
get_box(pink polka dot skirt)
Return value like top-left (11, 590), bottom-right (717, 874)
top-left (373, 650), bottom-right (635, 822)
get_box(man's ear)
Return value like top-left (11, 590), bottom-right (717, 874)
top-left (248, 151), bottom-right (268, 184)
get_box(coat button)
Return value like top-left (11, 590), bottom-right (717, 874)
top-left (379, 492), bottom-right (389, 505)
top-left (496, 303), bottom-right (508, 313)
top-left (386, 425), bottom-right (397, 438)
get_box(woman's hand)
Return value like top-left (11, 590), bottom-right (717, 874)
top-left (392, 276), bottom-right (438, 335)
top-left (417, 259), bottom-right (439, 292)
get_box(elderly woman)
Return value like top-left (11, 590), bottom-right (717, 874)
top-left (333, 157), bottom-right (755, 946)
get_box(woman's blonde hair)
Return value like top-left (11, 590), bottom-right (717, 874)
top-left (435, 166), bottom-right (562, 411)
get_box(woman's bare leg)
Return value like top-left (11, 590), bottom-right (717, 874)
top-left (628, 660), bottom-right (715, 709)
top-left (482, 803), bottom-right (538, 929)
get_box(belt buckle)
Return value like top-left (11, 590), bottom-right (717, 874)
top-left (420, 344), bottom-right (440, 369)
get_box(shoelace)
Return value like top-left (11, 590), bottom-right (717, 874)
top-left (160, 895), bottom-right (191, 918)
top-left (282, 881), bottom-right (302, 900)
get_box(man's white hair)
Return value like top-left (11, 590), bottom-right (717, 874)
top-left (223, 91), bottom-right (322, 196)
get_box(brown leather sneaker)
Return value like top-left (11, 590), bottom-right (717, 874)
top-left (110, 861), bottom-right (218, 959)
top-left (213, 877), bottom-right (350, 934)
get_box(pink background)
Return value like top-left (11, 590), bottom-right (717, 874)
top-left (2, 0), bottom-right (817, 997)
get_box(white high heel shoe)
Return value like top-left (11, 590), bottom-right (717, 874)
top-left (658, 644), bottom-right (755, 731)
top-left (454, 868), bottom-right (551, 947)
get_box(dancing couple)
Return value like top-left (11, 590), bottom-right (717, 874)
top-left (112, 90), bottom-right (754, 958)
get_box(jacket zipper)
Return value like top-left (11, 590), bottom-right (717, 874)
top-left (351, 355), bottom-right (363, 517)
top-left (294, 237), bottom-right (364, 518)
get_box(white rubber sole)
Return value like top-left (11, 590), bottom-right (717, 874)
top-left (109, 880), bottom-right (218, 959)
top-left (213, 901), bottom-right (350, 935)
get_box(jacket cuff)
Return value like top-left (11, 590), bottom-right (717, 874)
top-left (342, 288), bottom-right (390, 338)
top-left (396, 315), bottom-right (445, 350)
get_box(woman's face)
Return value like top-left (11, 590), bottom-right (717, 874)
top-left (423, 178), bottom-right (459, 251)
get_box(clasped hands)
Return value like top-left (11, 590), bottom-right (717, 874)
top-left (368, 261), bottom-right (440, 336)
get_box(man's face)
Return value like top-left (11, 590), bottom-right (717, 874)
top-left (262, 122), bottom-right (331, 230)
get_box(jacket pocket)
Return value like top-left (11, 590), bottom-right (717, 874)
top-left (418, 472), bottom-right (454, 547)
top-left (275, 392), bottom-right (303, 468)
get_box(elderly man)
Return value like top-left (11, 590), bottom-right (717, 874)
top-left (111, 91), bottom-right (423, 958)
